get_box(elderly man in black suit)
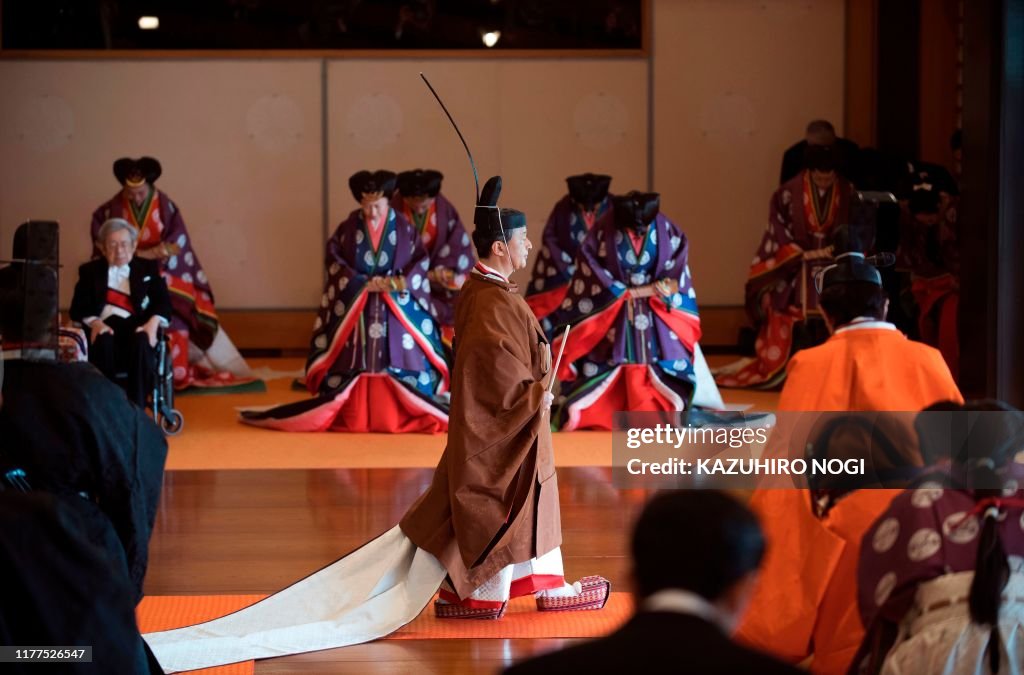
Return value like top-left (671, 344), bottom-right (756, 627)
top-left (70, 217), bottom-right (172, 406)
top-left (504, 491), bottom-right (802, 675)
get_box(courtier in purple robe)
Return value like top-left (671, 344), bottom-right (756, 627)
top-left (715, 145), bottom-right (854, 390)
top-left (241, 170), bottom-right (449, 433)
top-left (391, 169), bottom-right (474, 345)
top-left (546, 191), bottom-right (721, 431)
top-left (854, 402), bottom-right (1024, 675)
top-left (526, 173), bottom-right (613, 320)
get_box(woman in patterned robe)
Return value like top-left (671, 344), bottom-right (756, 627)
top-left (546, 191), bottom-right (721, 431)
top-left (241, 170), bottom-right (449, 433)
top-left (853, 401), bottom-right (1024, 675)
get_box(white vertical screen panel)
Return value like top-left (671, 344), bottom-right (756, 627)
top-left (653, 0), bottom-right (845, 306)
top-left (0, 61), bottom-right (323, 309)
top-left (327, 59), bottom-right (647, 281)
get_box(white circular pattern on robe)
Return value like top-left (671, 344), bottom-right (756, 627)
top-left (334, 301), bottom-right (345, 316)
top-left (245, 94), bottom-right (304, 154)
top-left (313, 317), bottom-right (323, 330)
top-left (418, 371), bottom-right (431, 386)
top-left (439, 244), bottom-right (451, 258)
top-left (665, 259), bottom-right (675, 270)
top-left (345, 93), bottom-right (402, 149)
top-left (639, 251), bottom-right (651, 265)
top-left (174, 366), bottom-right (188, 380)
top-left (872, 518), bottom-right (901, 553)
top-left (942, 512), bottom-right (981, 545)
top-left (338, 277), bottom-right (348, 291)
top-left (561, 298), bottom-right (573, 310)
top-left (397, 291), bottom-right (410, 306)
top-left (781, 190), bottom-right (792, 206)
top-left (670, 236), bottom-right (681, 250)
top-left (575, 231), bottom-right (586, 243)
top-left (907, 528), bottom-right (942, 562)
top-left (573, 91), bottom-right (629, 149)
top-left (533, 279), bottom-right (544, 291)
top-left (368, 322), bottom-right (384, 339)
top-left (911, 487), bottom-right (944, 509)
top-left (752, 256), bottom-right (762, 265)
top-left (569, 213), bottom-right (577, 226)
top-left (765, 345), bottom-right (782, 361)
top-left (625, 250), bottom-right (637, 265)
top-left (377, 251), bottom-right (389, 266)
top-left (537, 260), bottom-right (547, 274)
top-left (634, 314), bottom-right (650, 331)
top-left (672, 359), bottom-right (688, 371)
top-left (580, 263), bottom-right (592, 277)
top-left (326, 375), bottom-right (342, 389)
top-left (168, 256), bottom-right (178, 270)
top-left (402, 334), bottom-right (415, 350)
top-left (612, 281), bottom-right (626, 293)
top-left (364, 250), bottom-right (377, 266)
top-left (182, 272), bottom-right (193, 283)
top-left (421, 319), bottom-right (433, 336)
top-left (614, 231), bottom-right (623, 245)
top-left (574, 279), bottom-right (586, 295)
top-left (874, 572), bottom-right (897, 607)
top-left (542, 319), bottom-right (553, 332)
top-left (562, 251), bottom-right (573, 264)
top-left (329, 263), bottom-right (340, 276)
top-left (578, 298), bottom-right (594, 314)
top-left (591, 284), bottom-right (602, 296)
top-left (631, 273), bottom-right (646, 286)
top-left (401, 375), bottom-right (417, 388)
top-left (582, 363), bottom-right (598, 377)
top-left (320, 294), bottom-right (329, 308)
top-left (1003, 480), bottom-right (1019, 496)
top-left (181, 251), bottom-right (193, 267)
top-left (669, 331), bottom-right (679, 341)
top-left (461, 233), bottom-right (470, 246)
top-left (328, 285), bottom-right (336, 301)
top-left (673, 294), bottom-right (684, 307)
top-left (388, 230), bottom-right (397, 246)
top-left (599, 243), bottom-right (607, 257)
top-left (355, 230), bottom-right (365, 244)
top-left (9, 94), bottom-right (75, 152)
top-left (196, 269), bottom-right (207, 284)
top-left (547, 267), bottom-right (558, 277)
top-left (177, 234), bottom-right (188, 248)
top-left (314, 334), bottom-right (328, 350)
top-left (411, 274), bottom-right (422, 291)
top-left (457, 254), bottom-right (469, 270)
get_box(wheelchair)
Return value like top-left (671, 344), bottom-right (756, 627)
top-left (152, 328), bottom-right (184, 436)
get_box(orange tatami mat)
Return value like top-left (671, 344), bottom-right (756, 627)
top-left (137, 592), bottom-right (632, 644)
top-left (164, 358), bottom-right (778, 471)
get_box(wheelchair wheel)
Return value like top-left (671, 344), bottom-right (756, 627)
top-left (160, 409), bottom-right (184, 436)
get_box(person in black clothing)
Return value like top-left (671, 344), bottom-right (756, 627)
top-left (779, 119), bottom-right (861, 185)
top-left (0, 221), bottom-right (167, 673)
top-left (504, 491), bottom-right (803, 675)
top-left (70, 217), bottom-right (172, 406)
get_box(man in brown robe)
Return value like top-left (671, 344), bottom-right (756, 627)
top-left (401, 176), bottom-right (610, 618)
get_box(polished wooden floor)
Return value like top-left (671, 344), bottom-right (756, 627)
top-left (146, 467), bottom-right (652, 674)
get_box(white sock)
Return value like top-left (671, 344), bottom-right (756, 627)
top-left (536, 581), bottom-right (582, 598)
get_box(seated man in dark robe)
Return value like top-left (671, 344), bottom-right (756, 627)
top-left (70, 217), bottom-right (173, 407)
top-left (526, 173), bottom-right (613, 322)
top-left (779, 119), bottom-right (861, 185)
top-left (0, 225), bottom-right (167, 672)
top-left (505, 491), bottom-right (802, 675)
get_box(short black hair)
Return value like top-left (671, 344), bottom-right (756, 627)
top-left (819, 281), bottom-right (888, 328)
top-left (471, 229), bottom-right (500, 260)
top-left (631, 491), bottom-right (765, 600)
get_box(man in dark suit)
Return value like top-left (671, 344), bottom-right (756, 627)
top-left (504, 491), bottom-right (802, 675)
top-left (780, 119), bottom-right (861, 185)
top-left (70, 217), bottom-right (172, 406)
